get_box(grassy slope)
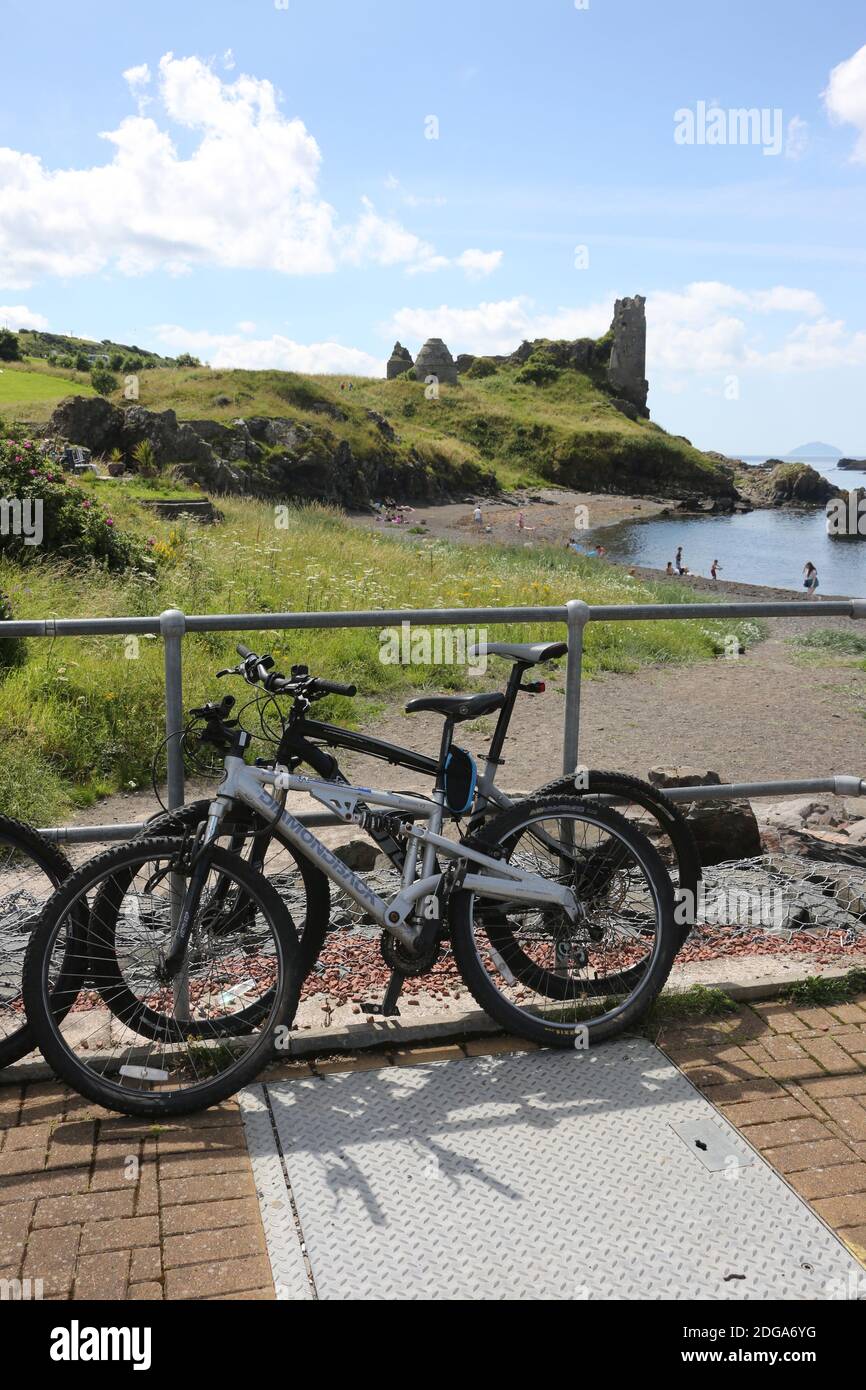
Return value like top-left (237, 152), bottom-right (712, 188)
top-left (0, 360), bottom-right (96, 406)
top-left (8, 360), bottom-right (732, 498)
top-left (0, 485), bottom-right (760, 824)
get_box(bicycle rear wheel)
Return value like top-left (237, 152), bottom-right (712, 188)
top-left (450, 796), bottom-right (678, 1048)
top-left (0, 817), bottom-right (82, 1069)
top-left (22, 838), bottom-right (301, 1117)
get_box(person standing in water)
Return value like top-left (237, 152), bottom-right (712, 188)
top-left (803, 561), bottom-right (819, 598)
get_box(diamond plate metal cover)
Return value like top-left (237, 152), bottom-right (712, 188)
top-left (257, 1039), bottom-right (865, 1300)
top-left (239, 1086), bottom-right (311, 1301)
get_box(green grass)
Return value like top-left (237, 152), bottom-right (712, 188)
top-left (645, 984), bottom-right (738, 1027)
top-left (791, 628), bottom-right (866, 658)
top-left (781, 969), bottom-right (866, 1006)
top-left (0, 361), bottom-right (95, 409)
top-left (0, 493), bottom-right (762, 823)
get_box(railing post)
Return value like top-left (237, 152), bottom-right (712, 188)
top-left (159, 608), bottom-right (187, 811)
top-left (562, 599), bottom-right (590, 776)
top-left (160, 608), bottom-right (189, 1020)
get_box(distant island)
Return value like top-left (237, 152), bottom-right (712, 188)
top-left (785, 441), bottom-right (845, 460)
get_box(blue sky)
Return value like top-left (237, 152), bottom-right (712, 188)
top-left (2, 0), bottom-right (866, 454)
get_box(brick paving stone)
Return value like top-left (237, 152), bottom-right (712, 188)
top-left (839, 1224), bottom-right (866, 1253)
top-left (745, 1036), bottom-right (807, 1063)
top-left (0, 1147), bottom-right (47, 1177)
top-left (1, 1168), bottom-right (89, 1205)
top-left (0, 1088), bottom-right (22, 1128)
top-left (22, 1225), bottom-right (80, 1299)
top-left (750, 1005), bottom-right (805, 1034)
top-left (0, 1201), bottom-right (33, 1266)
top-left (813, 1193), bottom-right (866, 1228)
top-left (738, 1117), bottom-right (829, 1150)
top-left (215, 1288), bottom-right (275, 1300)
top-left (393, 1045), bottom-right (467, 1067)
top-left (785, 1084), bottom-right (832, 1121)
top-left (160, 1196), bottom-right (261, 1237)
top-left (130, 1247), bottom-right (162, 1283)
top-left (762, 1138), bottom-right (856, 1174)
top-left (157, 1149), bottom-right (251, 1180)
top-left (821, 1097), bottom-right (866, 1142)
top-left (80, 1215), bottom-right (160, 1254)
top-left (799, 1038), bottom-right (861, 1075)
top-left (163, 1224), bottom-right (265, 1269)
top-left (135, 1161), bottom-right (159, 1217)
top-left (3, 1122), bottom-right (51, 1152)
top-left (33, 1188), bottom-right (135, 1229)
top-left (830, 1004), bottom-right (866, 1025)
top-left (756, 1057), bottom-right (821, 1082)
top-left (159, 1170), bottom-right (256, 1207)
top-left (90, 1142), bottom-right (143, 1192)
top-left (164, 1254), bottom-right (272, 1300)
top-left (155, 1124), bottom-right (246, 1155)
top-left (129, 1282), bottom-right (163, 1300)
top-left (793, 1007), bottom-right (842, 1032)
top-left (720, 1095), bottom-right (809, 1127)
top-left (789, 1163), bottom-right (866, 1201)
top-left (74, 1250), bottom-right (130, 1300)
top-left (699, 1077), bottom-right (781, 1104)
top-left (45, 1121), bottom-right (96, 1171)
top-left (803, 1074), bottom-right (866, 1100)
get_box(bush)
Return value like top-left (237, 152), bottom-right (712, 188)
top-left (0, 590), bottom-right (25, 671)
top-left (109, 352), bottom-right (124, 371)
top-left (90, 368), bottom-right (118, 398)
top-left (0, 425), bottom-right (152, 571)
top-left (516, 355), bottom-right (560, 387)
top-left (131, 439), bottom-right (158, 477)
top-left (123, 356), bottom-right (144, 373)
top-left (465, 356), bottom-right (497, 379)
top-left (0, 329), bottom-right (20, 362)
top-left (74, 352), bottom-right (90, 372)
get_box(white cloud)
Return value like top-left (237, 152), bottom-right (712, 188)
top-left (0, 304), bottom-right (49, 330)
top-left (154, 323), bottom-right (383, 376)
top-left (824, 44), bottom-right (866, 161)
top-left (387, 296), bottom-right (611, 355)
top-left (222, 49), bottom-right (236, 71)
top-left (0, 53), bottom-right (476, 289)
top-left (236, 320), bottom-right (257, 334)
top-left (456, 248), bottom-right (503, 279)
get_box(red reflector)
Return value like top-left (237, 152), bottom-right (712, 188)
top-left (538, 682), bottom-right (546, 693)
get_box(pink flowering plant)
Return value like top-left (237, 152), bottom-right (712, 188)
top-left (0, 423), bottom-right (150, 570)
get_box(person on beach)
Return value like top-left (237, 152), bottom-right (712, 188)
top-left (665, 561), bottom-right (675, 576)
top-left (517, 510), bottom-right (525, 531)
top-left (473, 505), bottom-right (483, 529)
top-left (710, 559), bottom-right (722, 583)
top-left (675, 545), bottom-right (685, 575)
top-left (803, 561), bottom-right (819, 598)
top-left (594, 544), bottom-right (607, 559)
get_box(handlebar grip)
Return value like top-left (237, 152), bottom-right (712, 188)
top-left (314, 679), bottom-right (357, 698)
top-left (236, 643), bottom-right (254, 659)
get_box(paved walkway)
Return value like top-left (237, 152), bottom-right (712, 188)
top-left (2, 996), bottom-right (865, 1299)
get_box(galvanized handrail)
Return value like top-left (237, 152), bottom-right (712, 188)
top-left (0, 594), bottom-right (863, 843)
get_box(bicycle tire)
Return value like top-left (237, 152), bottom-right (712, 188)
top-left (450, 795), bottom-right (679, 1048)
top-left (0, 816), bottom-right (82, 1069)
top-left (22, 838), bottom-right (302, 1117)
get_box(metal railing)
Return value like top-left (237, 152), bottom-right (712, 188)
top-left (1, 594), bottom-right (864, 843)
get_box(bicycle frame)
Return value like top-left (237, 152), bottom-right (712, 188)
top-left (165, 755), bottom-right (579, 974)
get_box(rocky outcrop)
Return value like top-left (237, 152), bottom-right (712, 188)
top-left (414, 338), bottom-right (458, 386)
top-left (733, 461), bottom-right (841, 508)
top-left (838, 458), bottom-right (866, 471)
top-left (386, 342), bottom-right (414, 379)
top-left (607, 296), bottom-right (649, 418)
top-left (47, 397), bottom-right (495, 508)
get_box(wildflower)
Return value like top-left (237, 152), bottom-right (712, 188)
top-left (106, 518), bottom-right (115, 527)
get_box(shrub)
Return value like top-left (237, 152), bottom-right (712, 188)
top-left (0, 329), bottom-right (20, 362)
top-left (465, 356), bottom-right (497, 379)
top-left (90, 368), bottom-right (118, 397)
top-left (109, 352), bottom-right (124, 371)
top-left (74, 352), bottom-right (90, 372)
top-left (123, 356), bottom-right (144, 373)
top-left (0, 426), bottom-right (152, 571)
top-left (516, 356), bottom-right (560, 387)
top-left (0, 590), bottom-right (25, 670)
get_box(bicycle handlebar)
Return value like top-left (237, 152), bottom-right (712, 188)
top-left (233, 645), bottom-right (356, 699)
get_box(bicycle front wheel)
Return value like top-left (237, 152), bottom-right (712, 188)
top-left (450, 796), bottom-right (678, 1048)
top-left (22, 838), bottom-right (302, 1117)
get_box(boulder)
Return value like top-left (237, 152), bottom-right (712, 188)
top-left (49, 396), bottom-right (123, 453)
top-left (386, 342), bottom-right (414, 380)
top-left (455, 354), bottom-right (476, 374)
top-left (171, 457), bottom-right (247, 494)
top-left (333, 840), bottom-right (383, 870)
top-left (365, 409), bottom-right (398, 442)
top-left (415, 337), bottom-right (458, 386)
top-left (647, 766), bottom-right (760, 867)
top-left (843, 819), bottom-right (866, 846)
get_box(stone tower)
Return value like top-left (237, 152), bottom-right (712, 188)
top-left (414, 338), bottom-right (458, 386)
top-left (607, 295), bottom-right (649, 417)
top-left (386, 342), bottom-right (414, 379)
